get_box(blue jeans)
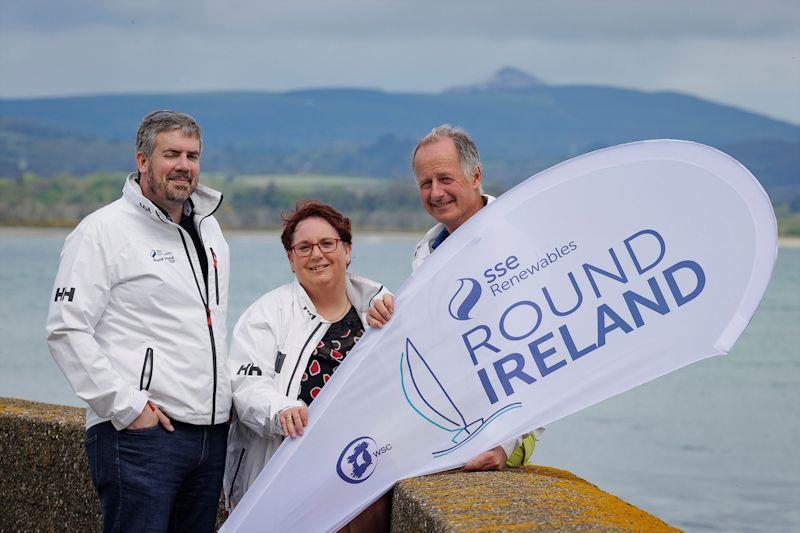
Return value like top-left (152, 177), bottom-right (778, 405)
top-left (84, 420), bottom-right (228, 533)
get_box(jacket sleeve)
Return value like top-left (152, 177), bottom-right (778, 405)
top-left (229, 300), bottom-right (303, 438)
top-left (499, 436), bottom-right (523, 459)
top-left (45, 222), bottom-right (149, 430)
top-left (501, 426), bottom-right (546, 466)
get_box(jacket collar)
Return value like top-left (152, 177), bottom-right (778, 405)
top-left (421, 193), bottom-right (495, 247)
top-left (413, 193), bottom-right (495, 270)
top-left (291, 273), bottom-right (384, 323)
top-left (122, 172), bottom-right (224, 224)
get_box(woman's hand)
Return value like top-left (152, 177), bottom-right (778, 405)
top-left (279, 406), bottom-right (308, 438)
top-left (367, 293), bottom-right (394, 328)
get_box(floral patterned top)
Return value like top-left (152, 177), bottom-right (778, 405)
top-left (299, 306), bottom-right (363, 405)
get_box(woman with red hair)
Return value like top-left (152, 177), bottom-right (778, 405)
top-left (224, 201), bottom-right (390, 531)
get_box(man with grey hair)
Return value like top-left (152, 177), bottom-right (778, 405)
top-left (408, 124), bottom-right (486, 270)
top-left (47, 110), bottom-right (231, 532)
top-left (368, 124), bottom-right (541, 470)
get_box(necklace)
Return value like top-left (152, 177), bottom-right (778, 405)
top-left (330, 299), bottom-right (352, 322)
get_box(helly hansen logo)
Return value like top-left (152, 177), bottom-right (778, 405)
top-left (237, 363), bottom-right (262, 376)
top-left (54, 287), bottom-right (76, 302)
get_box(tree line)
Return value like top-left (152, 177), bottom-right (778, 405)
top-left (2, 173), bottom-right (799, 235)
top-left (0, 173), bottom-right (445, 231)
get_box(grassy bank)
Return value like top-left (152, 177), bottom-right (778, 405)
top-left (3, 173), bottom-right (799, 236)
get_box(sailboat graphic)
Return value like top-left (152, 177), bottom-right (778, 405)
top-left (400, 338), bottom-right (522, 458)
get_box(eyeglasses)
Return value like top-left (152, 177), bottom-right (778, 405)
top-left (291, 238), bottom-right (341, 257)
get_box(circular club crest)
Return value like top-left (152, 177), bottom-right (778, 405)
top-left (336, 436), bottom-right (377, 484)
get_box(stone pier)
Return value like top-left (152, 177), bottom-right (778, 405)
top-left (0, 397), bottom-right (677, 532)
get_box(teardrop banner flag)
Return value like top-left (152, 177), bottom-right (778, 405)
top-left (221, 140), bottom-right (777, 532)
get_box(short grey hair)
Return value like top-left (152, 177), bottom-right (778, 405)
top-left (412, 124), bottom-right (481, 178)
top-left (136, 110), bottom-right (202, 157)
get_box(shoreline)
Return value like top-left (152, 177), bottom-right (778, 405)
top-left (4, 225), bottom-right (800, 246)
top-left (0, 225), bottom-right (422, 238)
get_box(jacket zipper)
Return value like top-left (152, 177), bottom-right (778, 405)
top-left (210, 247), bottom-right (219, 306)
top-left (285, 323), bottom-right (323, 396)
top-left (139, 347), bottom-right (154, 391)
top-left (178, 229), bottom-right (218, 425)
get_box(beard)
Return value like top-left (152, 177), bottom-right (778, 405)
top-left (164, 170), bottom-right (197, 203)
top-left (144, 164), bottom-right (197, 206)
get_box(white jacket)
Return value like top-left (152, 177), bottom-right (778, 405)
top-left (224, 273), bottom-right (386, 507)
top-left (411, 194), bottom-right (544, 457)
top-left (46, 173), bottom-right (232, 430)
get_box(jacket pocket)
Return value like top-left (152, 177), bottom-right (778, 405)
top-left (275, 351), bottom-right (286, 374)
top-left (122, 423), bottom-right (162, 434)
top-left (84, 433), bottom-right (98, 486)
top-left (210, 247), bottom-right (219, 306)
top-left (139, 347), bottom-right (154, 391)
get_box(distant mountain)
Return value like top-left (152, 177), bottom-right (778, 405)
top-left (445, 67), bottom-right (546, 93)
top-left (719, 139), bottom-right (800, 202)
top-left (0, 117), bottom-right (130, 176)
top-left (1, 72), bottom-right (798, 199)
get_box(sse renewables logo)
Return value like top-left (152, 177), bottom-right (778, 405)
top-left (448, 278), bottom-right (482, 321)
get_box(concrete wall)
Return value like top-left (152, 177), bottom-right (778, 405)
top-left (1, 397), bottom-right (676, 532)
top-left (390, 468), bottom-right (678, 532)
top-left (0, 397), bottom-right (101, 532)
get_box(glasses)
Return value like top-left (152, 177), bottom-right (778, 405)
top-left (291, 238), bottom-right (341, 257)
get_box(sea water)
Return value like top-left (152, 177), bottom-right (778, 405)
top-left (1, 228), bottom-right (797, 532)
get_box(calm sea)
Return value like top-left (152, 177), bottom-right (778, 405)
top-left (1, 228), bottom-right (798, 532)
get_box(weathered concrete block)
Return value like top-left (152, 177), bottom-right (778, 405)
top-left (391, 467), bottom-right (678, 532)
top-left (0, 397), bottom-right (100, 532)
top-left (2, 397), bottom-right (676, 532)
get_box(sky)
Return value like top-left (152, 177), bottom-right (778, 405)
top-left (1, 0), bottom-right (799, 123)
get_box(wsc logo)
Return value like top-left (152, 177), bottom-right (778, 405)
top-left (400, 338), bottom-right (521, 458)
top-left (448, 278), bottom-right (482, 320)
top-left (336, 436), bottom-right (378, 484)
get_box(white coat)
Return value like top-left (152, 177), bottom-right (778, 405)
top-left (46, 173), bottom-right (232, 430)
top-left (224, 273), bottom-right (386, 506)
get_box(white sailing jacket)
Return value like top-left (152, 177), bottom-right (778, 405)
top-left (46, 173), bottom-right (232, 430)
top-left (224, 273), bottom-right (387, 507)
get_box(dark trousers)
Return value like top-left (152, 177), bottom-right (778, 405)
top-left (84, 420), bottom-right (228, 533)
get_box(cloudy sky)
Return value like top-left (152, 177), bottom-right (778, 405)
top-left (1, 1), bottom-right (798, 123)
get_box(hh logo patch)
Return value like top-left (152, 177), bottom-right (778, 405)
top-left (53, 287), bottom-right (76, 302)
top-left (237, 363), bottom-right (263, 376)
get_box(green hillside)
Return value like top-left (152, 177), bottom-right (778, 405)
top-left (2, 85), bottom-right (798, 183)
top-left (2, 81), bottom-right (798, 233)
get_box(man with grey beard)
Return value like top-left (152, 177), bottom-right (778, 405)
top-left (47, 110), bottom-right (231, 532)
